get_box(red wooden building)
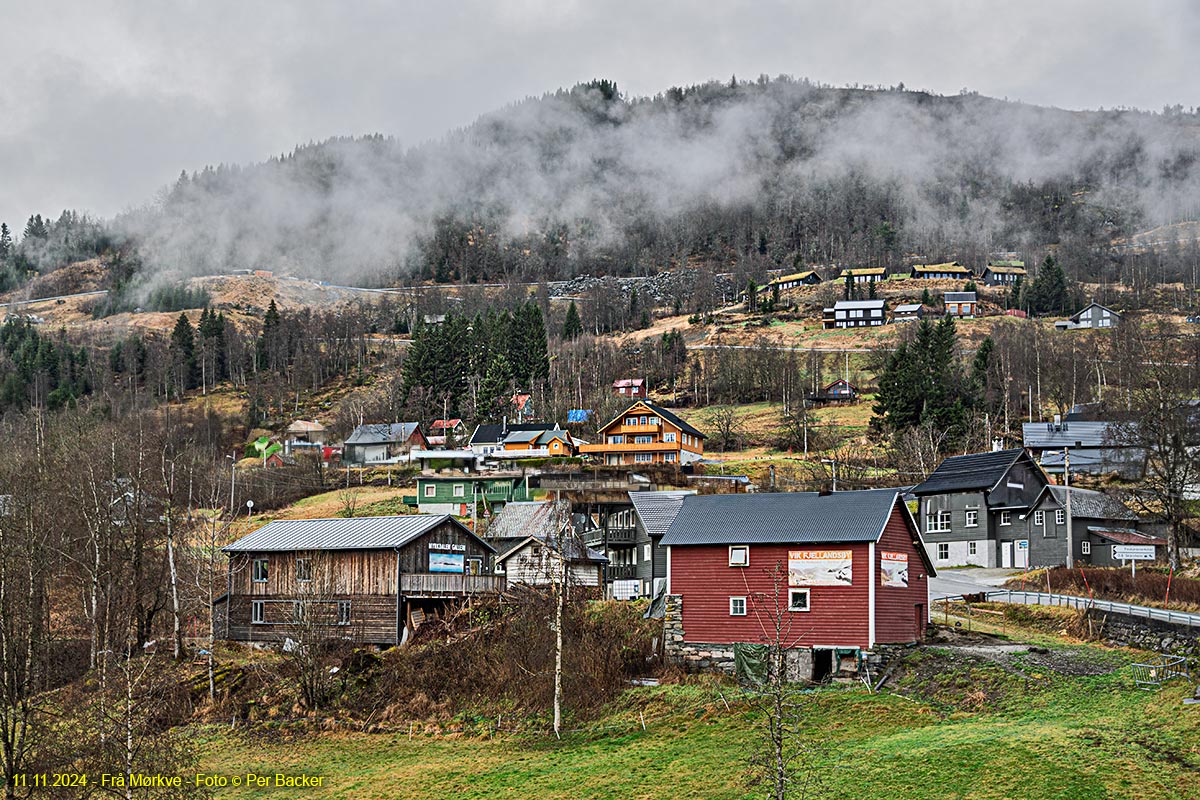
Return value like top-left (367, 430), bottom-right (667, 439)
top-left (660, 489), bottom-right (934, 680)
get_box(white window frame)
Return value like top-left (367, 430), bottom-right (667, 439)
top-left (634, 435), bottom-right (652, 444)
top-left (926, 511), bottom-right (951, 533)
top-left (664, 432), bottom-right (677, 442)
top-left (728, 546), bottom-right (749, 567)
top-left (1081, 541), bottom-right (1091, 555)
top-left (634, 453), bottom-right (653, 463)
top-left (626, 417), bottom-right (637, 426)
top-left (1034, 511), bottom-right (1044, 526)
top-left (937, 543), bottom-right (949, 561)
top-left (965, 510), bottom-right (978, 528)
top-left (251, 600), bottom-right (265, 624)
top-left (295, 557), bottom-right (311, 583)
top-left (337, 600), bottom-right (352, 626)
top-left (453, 484), bottom-right (465, 497)
top-left (423, 484), bottom-right (436, 498)
top-left (1056, 509), bottom-right (1066, 525)
top-left (729, 596), bottom-right (747, 616)
top-left (665, 453), bottom-right (676, 463)
top-left (968, 541), bottom-right (977, 556)
top-left (252, 558), bottom-right (268, 583)
top-left (648, 416), bottom-right (659, 425)
top-left (1000, 511), bottom-right (1012, 526)
top-left (608, 435), bottom-right (624, 444)
top-left (644, 544), bottom-right (651, 562)
top-left (788, 589), bottom-right (811, 612)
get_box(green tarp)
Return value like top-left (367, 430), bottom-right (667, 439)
top-left (734, 643), bottom-right (770, 685)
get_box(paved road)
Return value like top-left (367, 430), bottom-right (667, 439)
top-left (929, 568), bottom-right (1020, 600)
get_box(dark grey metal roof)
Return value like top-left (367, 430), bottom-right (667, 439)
top-left (223, 514), bottom-right (495, 552)
top-left (661, 488), bottom-right (901, 546)
top-left (344, 422), bottom-right (421, 445)
top-left (944, 292), bottom-right (977, 302)
top-left (486, 501), bottom-right (555, 541)
top-left (469, 422), bottom-right (556, 446)
top-left (629, 490), bottom-right (695, 539)
top-left (1022, 421), bottom-right (1118, 449)
top-left (1033, 486), bottom-right (1139, 521)
top-left (911, 449), bottom-right (1026, 495)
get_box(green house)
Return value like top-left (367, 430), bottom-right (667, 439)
top-left (411, 476), bottom-right (530, 516)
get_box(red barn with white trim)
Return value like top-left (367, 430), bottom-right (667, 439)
top-left (660, 489), bottom-right (934, 679)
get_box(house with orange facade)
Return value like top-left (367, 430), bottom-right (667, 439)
top-left (579, 401), bottom-right (706, 467)
top-left (497, 428), bottom-right (577, 459)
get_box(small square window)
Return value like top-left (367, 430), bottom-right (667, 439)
top-left (423, 484), bottom-right (436, 498)
top-left (1000, 511), bottom-right (1012, 526)
top-left (251, 600), bottom-right (265, 624)
top-left (937, 543), bottom-right (949, 561)
top-left (453, 484), bottom-right (465, 497)
top-left (788, 589), bottom-right (810, 612)
top-left (1081, 541), bottom-right (1091, 555)
top-left (295, 558), bottom-right (311, 582)
top-left (965, 510), bottom-right (978, 528)
top-left (729, 597), bottom-right (747, 616)
top-left (729, 546), bottom-right (749, 567)
top-left (337, 600), bottom-right (352, 626)
top-left (252, 558), bottom-right (268, 583)
top-left (1056, 509), bottom-right (1066, 525)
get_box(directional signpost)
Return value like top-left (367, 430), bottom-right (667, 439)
top-left (1112, 544), bottom-right (1156, 577)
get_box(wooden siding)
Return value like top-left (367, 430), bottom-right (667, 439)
top-left (229, 550), bottom-right (397, 596)
top-left (670, 543), bottom-right (871, 648)
top-left (399, 574), bottom-right (506, 596)
top-left (501, 542), bottom-right (601, 587)
top-left (225, 593), bottom-right (398, 644)
top-left (873, 505), bottom-right (932, 644)
top-left (582, 401), bottom-right (704, 463)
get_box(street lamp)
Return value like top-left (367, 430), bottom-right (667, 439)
top-left (246, 499), bottom-right (254, 521)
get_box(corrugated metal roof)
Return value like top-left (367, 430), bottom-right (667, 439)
top-left (894, 303), bottom-right (923, 313)
top-left (469, 422), bottom-right (556, 446)
top-left (344, 422), bottom-right (420, 445)
top-left (944, 292), bottom-right (977, 302)
top-left (486, 501), bottom-right (555, 541)
top-left (833, 299), bottom-right (886, 310)
top-left (629, 490), bottom-right (696, 539)
top-left (223, 514), bottom-right (494, 552)
top-left (1086, 527), bottom-right (1165, 546)
top-left (911, 449), bottom-right (1027, 495)
top-left (1022, 421), bottom-right (1123, 449)
top-left (661, 489), bottom-right (901, 546)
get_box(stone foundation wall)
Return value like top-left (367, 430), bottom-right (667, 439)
top-left (1091, 610), bottom-right (1200, 656)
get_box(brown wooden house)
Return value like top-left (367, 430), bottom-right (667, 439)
top-left (215, 515), bottom-right (502, 646)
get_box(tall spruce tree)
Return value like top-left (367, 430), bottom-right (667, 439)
top-left (169, 312), bottom-right (197, 393)
top-left (874, 316), bottom-right (973, 442)
top-left (562, 301), bottom-right (583, 340)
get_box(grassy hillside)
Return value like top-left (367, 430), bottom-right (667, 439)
top-left (193, 641), bottom-right (1199, 800)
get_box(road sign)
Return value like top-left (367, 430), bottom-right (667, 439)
top-left (1112, 545), bottom-right (1156, 561)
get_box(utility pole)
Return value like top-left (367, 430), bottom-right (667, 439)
top-left (1064, 447), bottom-right (1073, 569)
top-left (228, 453), bottom-right (237, 514)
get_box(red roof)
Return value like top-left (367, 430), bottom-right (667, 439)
top-left (430, 418), bottom-right (462, 430)
top-left (1088, 528), bottom-right (1166, 546)
top-left (612, 378), bottom-right (645, 388)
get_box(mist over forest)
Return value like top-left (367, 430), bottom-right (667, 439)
top-left (15, 76), bottom-right (1200, 288)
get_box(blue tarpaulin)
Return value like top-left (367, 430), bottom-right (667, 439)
top-left (567, 409), bottom-right (593, 423)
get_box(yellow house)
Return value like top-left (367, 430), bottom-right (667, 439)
top-left (579, 401), bottom-right (705, 466)
top-left (499, 428), bottom-right (576, 458)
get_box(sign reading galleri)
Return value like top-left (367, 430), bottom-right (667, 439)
top-left (788, 550), bottom-right (852, 586)
top-left (880, 551), bottom-right (909, 587)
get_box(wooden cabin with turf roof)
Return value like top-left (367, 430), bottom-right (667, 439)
top-left (215, 515), bottom-right (502, 646)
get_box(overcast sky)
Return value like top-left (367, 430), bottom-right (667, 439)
top-left (1, 0), bottom-right (1197, 231)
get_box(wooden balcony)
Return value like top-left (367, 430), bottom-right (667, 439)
top-left (618, 424), bottom-right (661, 434)
top-left (606, 564), bottom-right (636, 580)
top-left (580, 441), bottom-right (678, 453)
top-left (400, 573), bottom-right (507, 597)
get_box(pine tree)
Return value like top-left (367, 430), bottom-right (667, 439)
top-left (562, 301), bottom-right (583, 340)
top-left (169, 312), bottom-right (197, 393)
top-left (0, 223), bottom-right (11, 259)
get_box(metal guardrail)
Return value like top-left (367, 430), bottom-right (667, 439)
top-left (944, 590), bottom-right (1200, 629)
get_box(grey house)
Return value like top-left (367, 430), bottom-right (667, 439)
top-left (627, 490), bottom-right (694, 599)
top-left (342, 422), bottom-right (426, 465)
top-left (1022, 420), bottom-right (1146, 480)
top-left (1055, 302), bottom-right (1120, 331)
top-left (911, 449), bottom-right (1048, 569)
top-left (1024, 485), bottom-right (1147, 567)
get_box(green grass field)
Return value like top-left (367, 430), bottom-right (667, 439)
top-left (193, 651), bottom-right (1200, 800)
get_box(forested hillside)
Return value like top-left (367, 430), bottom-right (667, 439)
top-left (95, 78), bottom-right (1200, 289)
